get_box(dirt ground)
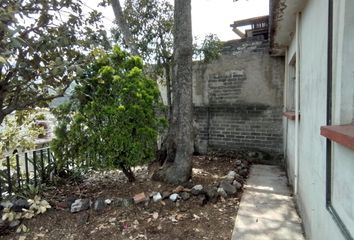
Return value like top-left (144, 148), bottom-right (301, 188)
top-left (1, 152), bottom-right (254, 240)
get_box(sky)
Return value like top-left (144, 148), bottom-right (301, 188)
top-left (192, 0), bottom-right (269, 41)
top-left (87, 0), bottom-right (269, 42)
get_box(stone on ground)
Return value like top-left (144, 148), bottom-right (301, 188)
top-left (169, 193), bottom-right (180, 202)
top-left (94, 198), bottom-right (105, 211)
top-left (152, 192), bottom-right (162, 202)
top-left (133, 192), bottom-right (147, 204)
top-left (191, 184), bottom-right (203, 195)
top-left (220, 181), bottom-right (237, 195)
top-left (71, 199), bottom-right (90, 213)
top-left (180, 192), bottom-right (191, 201)
top-left (12, 199), bottom-right (30, 212)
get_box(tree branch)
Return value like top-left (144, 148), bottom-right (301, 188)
top-left (111, 0), bottom-right (139, 56)
top-left (3, 82), bottom-right (71, 116)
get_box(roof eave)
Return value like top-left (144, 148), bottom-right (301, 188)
top-left (269, 0), bottom-right (308, 56)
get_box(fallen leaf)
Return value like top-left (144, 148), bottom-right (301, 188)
top-left (109, 217), bottom-right (117, 223)
top-left (168, 215), bottom-right (178, 223)
top-left (176, 213), bottom-right (186, 220)
top-left (173, 185), bottom-right (184, 193)
top-left (152, 212), bottom-right (159, 220)
top-left (193, 214), bottom-right (201, 220)
top-left (137, 234), bottom-right (147, 239)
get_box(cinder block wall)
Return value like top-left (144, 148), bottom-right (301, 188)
top-left (193, 37), bottom-right (284, 154)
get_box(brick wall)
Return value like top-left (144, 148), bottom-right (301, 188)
top-left (193, 36), bottom-right (285, 155)
top-left (208, 71), bottom-right (246, 105)
top-left (194, 105), bottom-right (283, 153)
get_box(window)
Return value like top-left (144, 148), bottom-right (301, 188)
top-left (286, 57), bottom-right (296, 112)
top-left (283, 55), bottom-right (300, 121)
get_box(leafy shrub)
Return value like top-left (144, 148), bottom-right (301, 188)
top-left (51, 46), bottom-right (165, 181)
top-left (0, 110), bottom-right (45, 158)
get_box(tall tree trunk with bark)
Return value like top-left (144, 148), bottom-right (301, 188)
top-left (153, 0), bottom-right (193, 184)
top-left (164, 62), bottom-right (173, 121)
top-left (111, 0), bottom-right (139, 56)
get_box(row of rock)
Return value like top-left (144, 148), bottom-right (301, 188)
top-left (56, 169), bottom-right (246, 214)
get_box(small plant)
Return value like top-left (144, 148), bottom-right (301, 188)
top-left (17, 184), bottom-right (43, 199)
top-left (16, 224), bottom-right (29, 233)
top-left (1, 207), bottom-right (20, 222)
top-left (28, 195), bottom-right (51, 214)
top-left (56, 167), bottom-right (85, 183)
top-left (27, 155), bottom-right (56, 184)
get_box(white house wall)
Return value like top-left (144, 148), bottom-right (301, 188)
top-left (284, 0), bottom-right (350, 239)
top-left (287, 36), bottom-right (296, 65)
top-left (286, 120), bottom-right (296, 185)
top-left (284, 34), bottom-right (296, 186)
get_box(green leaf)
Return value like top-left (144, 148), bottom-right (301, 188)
top-left (0, 56), bottom-right (6, 64)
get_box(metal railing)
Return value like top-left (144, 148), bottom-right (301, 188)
top-left (0, 147), bottom-right (56, 200)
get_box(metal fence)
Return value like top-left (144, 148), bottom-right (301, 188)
top-left (0, 147), bottom-right (56, 200)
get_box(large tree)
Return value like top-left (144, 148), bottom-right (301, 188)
top-left (110, 0), bottom-right (217, 184)
top-left (0, 0), bottom-right (110, 124)
top-left (110, 0), bottom-right (139, 55)
top-left (110, 0), bottom-right (221, 121)
top-left (152, 0), bottom-right (193, 183)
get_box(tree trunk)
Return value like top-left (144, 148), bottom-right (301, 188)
top-left (153, 0), bottom-right (193, 184)
top-left (111, 0), bottom-right (139, 56)
top-left (120, 163), bottom-right (136, 182)
top-left (0, 112), bottom-right (5, 126)
top-left (164, 63), bottom-right (172, 121)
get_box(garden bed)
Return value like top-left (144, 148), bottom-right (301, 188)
top-left (0, 151), bottom-right (267, 240)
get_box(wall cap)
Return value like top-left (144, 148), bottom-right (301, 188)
top-left (283, 111), bottom-right (300, 121)
top-left (321, 124), bottom-right (354, 152)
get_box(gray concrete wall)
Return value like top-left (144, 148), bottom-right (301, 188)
top-left (193, 37), bottom-right (285, 154)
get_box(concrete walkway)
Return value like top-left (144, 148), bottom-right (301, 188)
top-left (231, 165), bottom-right (305, 240)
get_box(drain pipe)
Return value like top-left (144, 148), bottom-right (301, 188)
top-left (283, 51), bottom-right (289, 171)
top-left (294, 12), bottom-right (301, 196)
top-left (325, 0), bottom-right (333, 208)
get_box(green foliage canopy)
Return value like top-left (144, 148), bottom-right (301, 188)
top-left (114, 0), bottom-right (174, 76)
top-left (194, 34), bottom-right (223, 64)
top-left (0, 0), bottom-right (110, 124)
top-left (51, 46), bottom-right (164, 181)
